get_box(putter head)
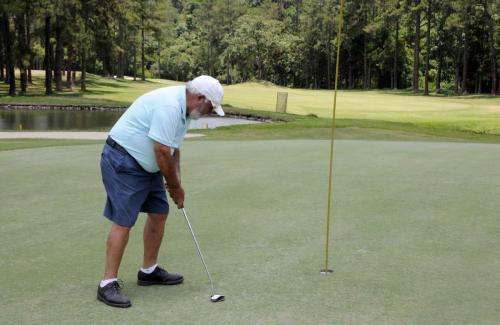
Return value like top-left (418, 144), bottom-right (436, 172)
top-left (210, 294), bottom-right (225, 302)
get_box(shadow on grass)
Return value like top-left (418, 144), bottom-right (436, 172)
top-left (0, 86), bottom-right (125, 98)
top-left (0, 75), bottom-right (160, 98)
top-left (86, 75), bottom-right (160, 87)
top-left (374, 89), bottom-right (499, 99)
top-left (85, 80), bottom-right (130, 89)
top-left (304, 87), bottom-right (498, 99)
top-left (0, 93), bottom-right (130, 107)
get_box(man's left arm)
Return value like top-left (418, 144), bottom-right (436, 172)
top-left (172, 148), bottom-right (180, 183)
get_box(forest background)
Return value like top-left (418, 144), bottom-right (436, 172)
top-left (0, 0), bottom-right (499, 97)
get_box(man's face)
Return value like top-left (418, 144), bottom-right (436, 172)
top-left (189, 96), bottom-right (213, 120)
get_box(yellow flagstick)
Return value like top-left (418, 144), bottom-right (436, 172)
top-left (321, 0), bottom-right (345, 275)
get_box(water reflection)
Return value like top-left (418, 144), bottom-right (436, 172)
top-left (0, 109), bottom-right (263, 130)
top-left (0, 109), bottom-right (123, 130)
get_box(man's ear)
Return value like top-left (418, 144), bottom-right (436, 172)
top-left (197, 95), bottom-right (206, 103)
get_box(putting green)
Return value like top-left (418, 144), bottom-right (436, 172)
top-left (1, 140), bottom-right (499, 324)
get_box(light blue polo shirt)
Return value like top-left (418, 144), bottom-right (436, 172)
top-left (109, 85), bottom-right (190, 173)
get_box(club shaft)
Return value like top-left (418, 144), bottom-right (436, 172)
top-left (181, 208), bottom-right (215, 295)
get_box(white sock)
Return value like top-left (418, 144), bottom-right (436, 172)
top-left (100, 278), bottom-right (118, 288)
top-left (140, 264), bottom-right (158, 274)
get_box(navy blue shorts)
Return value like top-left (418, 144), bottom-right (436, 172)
top-left (100, 142), bottom-right (169, 227)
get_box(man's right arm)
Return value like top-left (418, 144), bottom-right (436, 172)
top-left (153, 141), bottom-right (184, 208)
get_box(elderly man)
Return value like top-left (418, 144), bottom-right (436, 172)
top-left (96, 75), bottom-right (224, 308)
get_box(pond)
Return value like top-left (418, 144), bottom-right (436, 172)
top-left (0, 109), bottom-right (262, 131)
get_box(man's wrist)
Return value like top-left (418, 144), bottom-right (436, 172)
top-left (166, 183), bottom-right (181, 190)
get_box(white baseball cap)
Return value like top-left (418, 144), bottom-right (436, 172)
top-left (190, 75), bottom-right (225, 116)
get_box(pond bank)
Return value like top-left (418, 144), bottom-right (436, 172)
top-left (0, 103), bottom-right (126, 112)
top-left (0, 104), bottom-right (268, 131)
top-left (0, 131), bottom-right (205, 140)
top-left (0, 103), bottom-right (274, 120)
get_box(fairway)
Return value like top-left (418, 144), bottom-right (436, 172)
top-left (1, 140), bottom-right (499, 324)
top-left (2, 72), bottom-right (500, 139)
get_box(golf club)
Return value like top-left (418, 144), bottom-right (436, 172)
top-left (181, 207), bottom-right (225, 303)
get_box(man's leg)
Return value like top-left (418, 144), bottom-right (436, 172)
top-left (143, 213), bottom-right (167, 268)
top-left (97, 223), bottom-right (132, 308)
top-left (104, 223), bottom-right (130, 279)
top-left (138, 213), bottom-right (183, 285)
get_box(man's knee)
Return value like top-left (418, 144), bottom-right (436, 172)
top-left (148, 213), bottom-right (168, 223)
top-left (107, 223), bottom-right (131, 243)
top-left (110, 223), bottom-right (131, 234)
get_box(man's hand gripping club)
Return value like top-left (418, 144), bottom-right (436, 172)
top-left (154, 142), bottom-right (184, 208)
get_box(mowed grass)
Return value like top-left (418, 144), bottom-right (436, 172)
top-left (223, 82), bottom-right (500, 136)
top-left (1, 141), bottom-right (499, 324)
top-left (1, 71), bottom-right (500, 140)
top-left (0, 70), bottom-right (182, 106)
top-left (0, 139), bottom-right (102, 151)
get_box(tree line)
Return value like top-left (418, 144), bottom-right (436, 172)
top-left (0, 0), bottom-right (499, 97)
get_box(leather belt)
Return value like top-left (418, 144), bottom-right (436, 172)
top-left (106, 137), bottom-right (128, 154)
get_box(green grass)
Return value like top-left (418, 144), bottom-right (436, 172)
top-left (1, 141), bottom-right (499, 324)
top-left (0, 71), bottom-right (181, 106)
top-left (1, 71), bottom-right (500, 142)
top-left (211, 107), bottom-right (500, 143)
top-left (223, 83), bottom-right (500, 137)
top-left (0, 139), bottom-right (101, 151)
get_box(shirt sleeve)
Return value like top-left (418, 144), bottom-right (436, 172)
top-left (148, 105), bottom-right (182, 148)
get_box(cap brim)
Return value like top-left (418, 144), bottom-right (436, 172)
top-left (213, 104), bottom-right (225, 116)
